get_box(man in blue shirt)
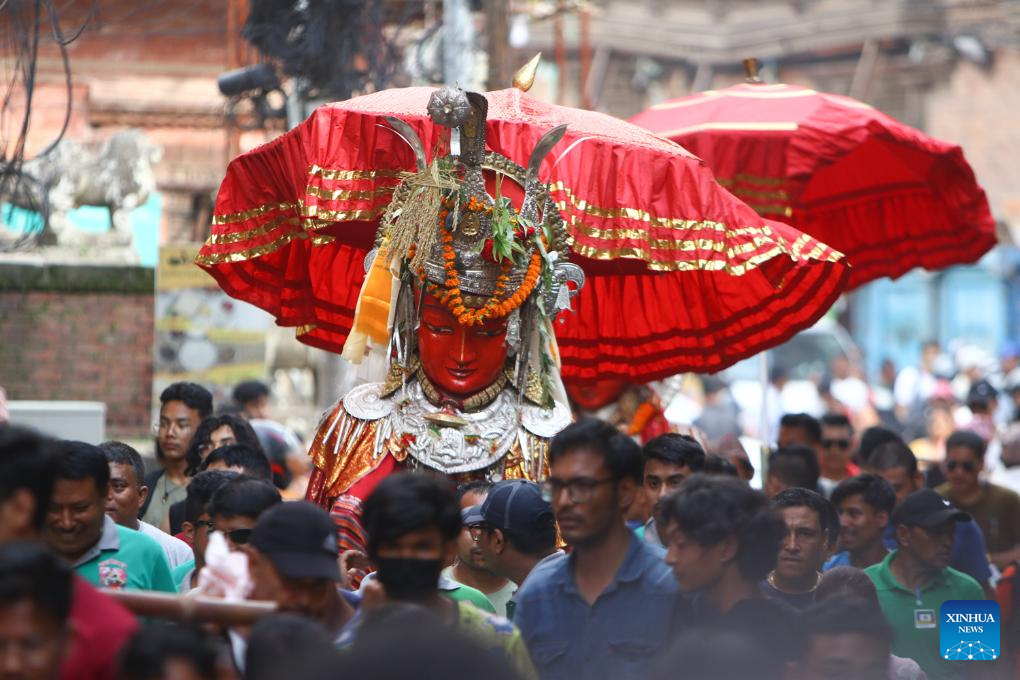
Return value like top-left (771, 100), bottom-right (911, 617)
top-left (866, 440), bottom-right (993, 592)
top-left (515, 419), bottom-right (682, 680)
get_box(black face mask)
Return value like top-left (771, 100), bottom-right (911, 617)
top-left (374, 557), bottom-right (443, 602)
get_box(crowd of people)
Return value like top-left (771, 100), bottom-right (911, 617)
top-left (1, 347), bottom-right (1019, 680)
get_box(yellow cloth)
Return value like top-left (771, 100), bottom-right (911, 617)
top-left (341, 244), bottom-right (397, 362)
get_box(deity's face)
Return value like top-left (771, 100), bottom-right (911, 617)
top-left (566, 379), bottom-right (628, 412)
top-left (418, 294), bottom-right (509, 399)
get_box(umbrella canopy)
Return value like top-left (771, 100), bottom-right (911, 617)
top-left (198, 86), bottom-right (849, 382)
top-left (630, 82), bottom-right (997, 289)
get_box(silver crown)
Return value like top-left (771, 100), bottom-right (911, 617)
top-left (385, 86), bottom-right (584, 316)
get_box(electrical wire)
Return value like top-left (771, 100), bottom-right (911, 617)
top-left (0, 0), bottom-right (97, 251)
top-left (0, 0), bottom-right (420, 250)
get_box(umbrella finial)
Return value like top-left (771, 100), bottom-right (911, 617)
top-left (513, 53), bottom-right (542, 91)
top-left (743, 57), bottom-right (762, 83)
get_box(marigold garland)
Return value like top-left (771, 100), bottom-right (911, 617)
top-left (416, 195), bottom-right (545, 327)
top-left (627, 400), bottom-right (662, 436)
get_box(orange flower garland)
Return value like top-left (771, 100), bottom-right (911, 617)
top-left (627, 400), bottom-right (662, 436)
top-left (416, 195), bottom-right (545, 327)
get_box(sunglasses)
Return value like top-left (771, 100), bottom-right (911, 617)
top-left (946, 460), bottom-right (976, 473)
top-left (221, 528), bottom-right (253, 545)
top-left (822, 438), bottom-right (851, 450)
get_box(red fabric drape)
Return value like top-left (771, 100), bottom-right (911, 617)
top-left (198, 87), bottom-right (849, 382)
top-left (630, 83), bottom-right (997, 289)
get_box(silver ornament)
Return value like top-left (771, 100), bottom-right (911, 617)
top-left (427, 87), bottom-right (472, 129)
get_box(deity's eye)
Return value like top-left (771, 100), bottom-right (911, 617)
top-left (423, 321), bottom-right (454, 335)
top-left (474, 326), bottom-right (506, 338)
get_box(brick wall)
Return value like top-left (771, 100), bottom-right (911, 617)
top-left (0, 261), bottom-right (154, 437)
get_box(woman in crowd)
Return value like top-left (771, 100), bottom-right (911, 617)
top-left (185, 414), bottom-right (263, 476)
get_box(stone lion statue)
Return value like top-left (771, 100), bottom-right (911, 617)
top-left (6, 129), bottom-right (162, 246)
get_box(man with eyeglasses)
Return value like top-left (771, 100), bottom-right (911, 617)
top-left (818, 413), bottom-right (858, 498)
top-left (140, 382), bottom-right (213, 529)
top-left (864, 489), bottom-right (983, 680)
top-left (514, 419), bottom-right (682, 680)
top-left (936, 430), bottom-right (1020, 571)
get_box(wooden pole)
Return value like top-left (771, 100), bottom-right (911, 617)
top-left (554, 1), bottom-right (566, 104)
top-left (579, 4), bottom-right (592, 109)
top-left (105, 590), bottom-right (277, 626)
top-left (225, 0), bottom-right (242, 164)
top-left (485, 0), bottom-right (511, 90)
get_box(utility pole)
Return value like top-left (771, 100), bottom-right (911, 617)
top-left (443, 0), bottom-right (474, 87)
top-left (579, 4), bottom-right (592, 109)
top-left (554, 0), bottom-right (566, 104)
top-left (225, 0), bottom-right (242, 163)
top-left (485, 0), bottom-right (511, 90)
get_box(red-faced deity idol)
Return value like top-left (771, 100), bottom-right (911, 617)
top-left (565, 379), bottom-right (673, 445)
top-left (304, 85), bottom-right (584, 507)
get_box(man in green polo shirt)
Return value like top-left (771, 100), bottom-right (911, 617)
top-left (865, 489), bottom-right (983, 680)
top-left (43, 441), bottom-right (176, 592)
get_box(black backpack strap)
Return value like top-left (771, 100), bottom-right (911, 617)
top-left (137, 468), bottom-right (164, 520)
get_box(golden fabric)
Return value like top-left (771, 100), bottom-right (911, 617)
top-left (299, 204), bottom-right (387, 221)
top-left (503, 431), bottom-right (552, 482)
top-left (307, 166), bottom-right (403, 181)
top-left (549, 181), bottom-right (732, 230)
top-left (655, 122), bottom-right (799, 138)
top-left (195, 231), bottom-right (308, 266)
top-left (571, 242), bottom-right (785, 274)
top-left (308, 404), bottom-right (386, 500)
top-left (206, 215), bottom-right (298, 245)
top-left (213, 202), bottom-right (296, 225)
top-left (304, 185), bottom-right (394, 202)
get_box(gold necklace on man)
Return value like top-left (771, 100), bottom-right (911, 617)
top-left (767, 570), bottom-right (822, 594)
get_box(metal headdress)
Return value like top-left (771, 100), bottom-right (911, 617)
top-left (377, 87), bottom-right (583, 319)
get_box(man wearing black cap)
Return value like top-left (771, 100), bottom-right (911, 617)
top-left (247, 501), bottom-right (358, 643)
top-left (476, 479), bottom-right (560, 618)
top-left (864, 489), bottom-right (984, 680)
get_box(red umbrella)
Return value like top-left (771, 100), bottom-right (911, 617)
top-left (198, 86), bottom-right (849, 382)
top-left (630, 80), bottom-right (997, 289)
